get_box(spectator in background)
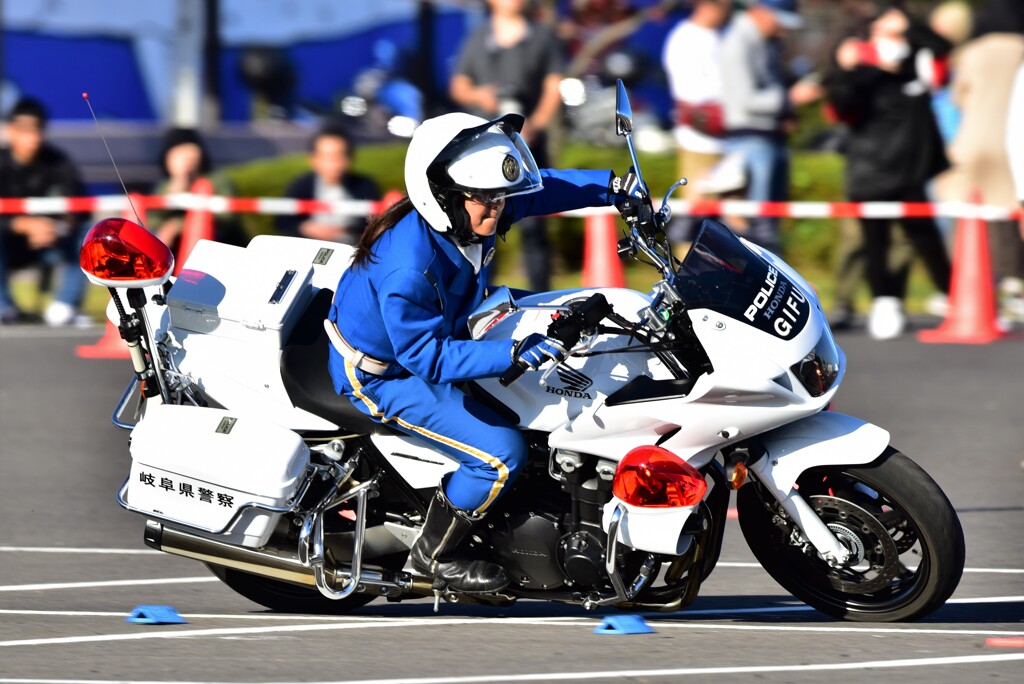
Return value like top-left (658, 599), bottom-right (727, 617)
top-left (927, 1), bottom-right (973, 147)
top-left (720, 0), bottom-right (822, 255)
top-left (1009, 62), bottom-right (1024, 222)
top-left (1009, 57), bottom-right (1024, 337)
top-left (662, 0), bottom-right (731, 244)
top-left (940, 0), bottom-right (1024, 324)
top-left (148, 128), bottom-right (244, 251)
top-left (830, 0), bottom-right (967, 329)
top-left (826, 6), bottom-right (953, 340)
top-left (0, 98), bottom-right (88, 326)
top-left (277, 125), bottom-right (380, 246)
top-left (450, 0), bottom-right (564, 292)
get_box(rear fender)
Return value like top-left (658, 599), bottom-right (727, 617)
top-left (750, 411), bottom-right (890, 492)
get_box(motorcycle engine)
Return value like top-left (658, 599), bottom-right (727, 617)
top-left (557, 530), bottom-right (606, 588)
top-left (488, 510), bottom-right (565, 590)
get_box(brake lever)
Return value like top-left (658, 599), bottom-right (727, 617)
top-left (538, 338), bottom-right (592, 388)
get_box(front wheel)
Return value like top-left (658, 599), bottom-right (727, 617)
top-left (737, 448), bottom-right (964, 622)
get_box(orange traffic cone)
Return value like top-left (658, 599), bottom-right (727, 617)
top-left (582, 212), bottom-right (625, 288)
top-left (174, 177), bottom-right (214, 275)
top-left (76, 194), bottom-right (149, 359)
top-left (918, 190), bottom-right (1006, 344)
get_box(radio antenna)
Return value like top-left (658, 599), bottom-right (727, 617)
top-left (82, 92), bottom-right (145, 227)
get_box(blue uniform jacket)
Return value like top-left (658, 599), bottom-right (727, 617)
top-left (328, 168), bottom-right (614, 391)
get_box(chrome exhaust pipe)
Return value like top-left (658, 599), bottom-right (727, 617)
top-left (144, 520), bottom-right (430, 598)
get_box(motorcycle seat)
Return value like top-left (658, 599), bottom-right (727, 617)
top-left (280, 287), bottom-right (402, 436)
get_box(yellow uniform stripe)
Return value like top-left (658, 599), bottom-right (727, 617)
top-left (343, 361), bottom-right (509, 513)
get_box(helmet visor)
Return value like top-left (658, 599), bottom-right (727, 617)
top-left (427, 114), bottom-right (543, 202)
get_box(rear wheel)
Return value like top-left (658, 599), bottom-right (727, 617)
top-left (737, 448), bottom-right (964, 622)
top-left (206, 564), bottom-right (378, 614)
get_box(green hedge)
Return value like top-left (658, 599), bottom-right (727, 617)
top-left (221, 142), bottom-right (846, 291)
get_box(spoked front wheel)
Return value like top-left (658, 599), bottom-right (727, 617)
top-left (737, 448), bottom-right (964, 622)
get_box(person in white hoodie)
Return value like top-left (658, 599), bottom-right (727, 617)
top-left (662, 0), bottom-right (731, 241)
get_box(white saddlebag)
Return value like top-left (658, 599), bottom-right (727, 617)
top-left (166, 239), bottom-right (314, 352)
top-left (125, 404), bottom-right (310, 548)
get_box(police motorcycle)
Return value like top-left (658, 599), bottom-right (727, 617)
top-left (85, 81), bottom-right (964, 622)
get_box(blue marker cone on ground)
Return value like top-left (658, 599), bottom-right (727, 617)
top-left (593, 614), bottom-right (654, 635)
top-left (125, 605), bottom-right (188, 625)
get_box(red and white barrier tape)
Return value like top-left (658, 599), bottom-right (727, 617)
top-left (1, 194), bottom-right (1021, 221)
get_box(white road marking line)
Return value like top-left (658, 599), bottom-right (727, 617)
top-left (0, 619), bottom-right (505, 647)
top-left (714, 561), bottom-right (1024, 574)
top-left (647, 623), bottom-right (1024, 637)
top-left (0, 653), bottom-right (1022, 684)
top-left (0, 328), bottom-right (101, 339)
top-left (945, 595), bottom-right (1024, 603)
top-left (669, 594), bottom-right (1024, 616)
top-left (2, 613), bottom-right (1022, 648)
top-left (0, 594), bottom-right (1017, 621)
top-left (0, 610), bottom-right (410, 622)
top-left (0, 547), bottom-right (160, 555)
top-left (0, 577), bottom-right (218, 592)
top-left (3, 548), bottom-right (1022, 575)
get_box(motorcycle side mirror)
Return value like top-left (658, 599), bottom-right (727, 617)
top-left (615, 80), bottom-right (633, 136)
top-left (468, 286), bottom-right (518, 340)
top-left (614, 78), bottom-right (650, 199)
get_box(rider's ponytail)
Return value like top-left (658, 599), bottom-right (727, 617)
top-left (352, 196), bottom-right (414, 269)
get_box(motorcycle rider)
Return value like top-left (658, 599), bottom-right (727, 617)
top-left (326, 111), bottom-right (632, 593)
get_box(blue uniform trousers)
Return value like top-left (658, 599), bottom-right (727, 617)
top-left (338, 359), bottom-right (526, 515)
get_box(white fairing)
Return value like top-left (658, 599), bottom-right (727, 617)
top-left (474, 283), bottom-right (843, 472)
top-left (752, 411), bottom-right (890, 491)
top-left (602, 500), bottom-right (697, 556)
top-left (369, 433), bottom-right (458, 490)
top-left (475, 288), bottom-right (666, 433)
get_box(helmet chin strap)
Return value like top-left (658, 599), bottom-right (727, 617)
top-left (443, 191), bottom-right (481, 245)
top-left (496, 213), bottom-right (513, 241)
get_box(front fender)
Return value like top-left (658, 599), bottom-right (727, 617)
top-left (750, 411), bottom-right (890, 492)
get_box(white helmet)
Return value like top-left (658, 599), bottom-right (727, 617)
top-left (405, 112), bottom-right (543, 241)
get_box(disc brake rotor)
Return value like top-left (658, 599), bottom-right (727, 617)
top-left (809, 495), bottom-right (902, 594)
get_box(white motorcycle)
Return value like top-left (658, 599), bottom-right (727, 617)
top-left (85, 82), bottom-right (963, 622)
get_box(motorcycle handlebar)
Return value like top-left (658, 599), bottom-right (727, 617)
top-left (499, 360), bottom-right (528, 387)
top-left (498, 293), bottom-right (614, 387)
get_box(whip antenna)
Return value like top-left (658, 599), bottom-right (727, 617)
top-left (82, 92), bottom-right (144, 226)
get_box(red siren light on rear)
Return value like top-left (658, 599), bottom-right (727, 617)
top-left (612, 445), bottom-right (708, 508)
top-left (79, 218), bottom-right (174, 288)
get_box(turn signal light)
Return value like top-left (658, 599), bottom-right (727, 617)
top-left (727, 461), bottom-right (748, 490)
top-left (612, 445), bottom-right (707, 508)
top-left (79, 218), bottom-right (174, 288)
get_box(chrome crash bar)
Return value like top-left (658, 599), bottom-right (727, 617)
top-left (582, 504), bottom-right (656, 609)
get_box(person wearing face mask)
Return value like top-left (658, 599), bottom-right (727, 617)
top-left (325, 111), bottom-right (633, 594)
top-left (826, 4), bottom-right (954, 339)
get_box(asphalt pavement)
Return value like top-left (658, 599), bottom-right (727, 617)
top-left (1, 322), bottom-right (1022, 683)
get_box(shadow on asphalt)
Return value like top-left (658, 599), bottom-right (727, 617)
top-left (228, 593), bottom-right (1020, 625)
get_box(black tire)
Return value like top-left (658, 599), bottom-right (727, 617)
top-left (737, 447), bottom-right (965, 622)
top-left (205, 564), bottom-right (378, 614)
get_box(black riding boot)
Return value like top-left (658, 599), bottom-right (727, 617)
top-left (409, 488), bottom-right (509, 594)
